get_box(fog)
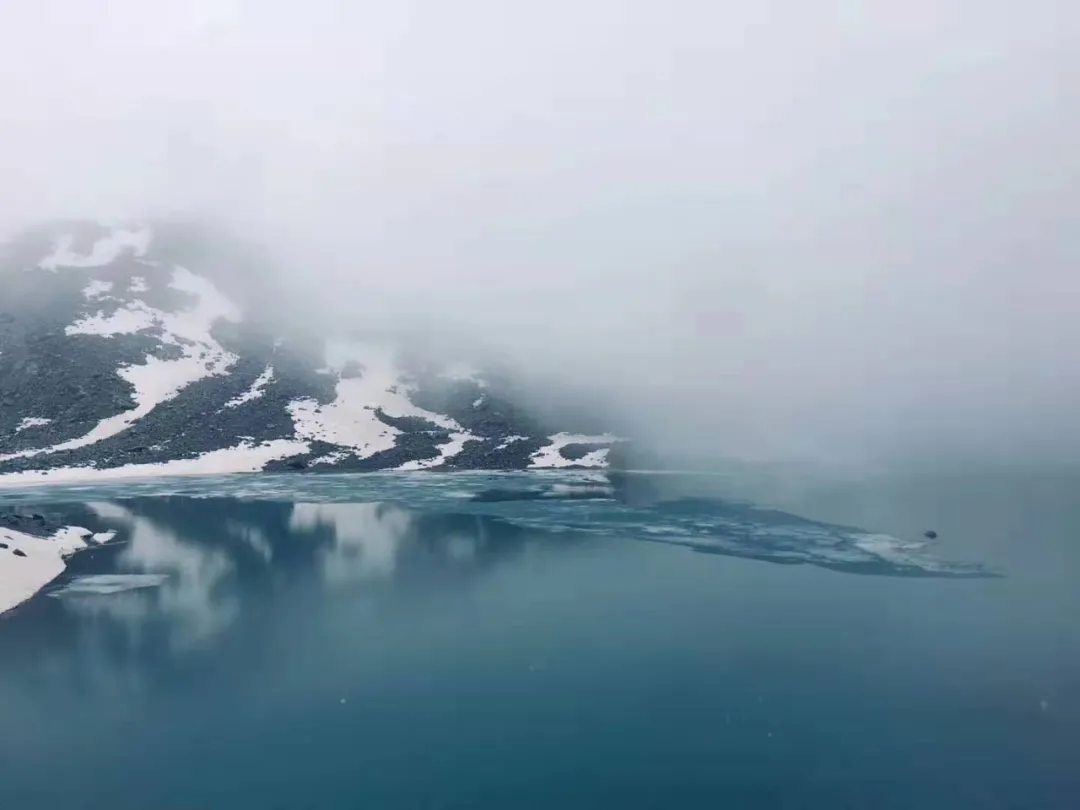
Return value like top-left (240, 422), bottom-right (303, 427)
top-left (2, 0), bottom-right (1078, 468)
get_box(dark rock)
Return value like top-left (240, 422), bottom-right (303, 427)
top-left (12, 549), bottom-right (27, 557)
top-left (286, 459), bottom-right (307, 470)
top-left (374, 408), bottom-right (446, 435)
top-left (924, 530), bottom-right (938, 540)
top-left (559, 442), bottom-right (610, 462)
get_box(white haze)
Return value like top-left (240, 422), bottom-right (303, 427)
top-left (1, 0), bottom-right (1078, 469)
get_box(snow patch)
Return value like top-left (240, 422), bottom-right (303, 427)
top-left (0, 524), bottom-right (101, 615)
top-left (129, 276), bottom-right (149, 293)
top-left (0, 266), bottom-right (242, 462)
top-left (39, 227), bottom-right (152, 271)
top-left (530, 433), bottom-right (618, 469)
top-left (223, 365), bottom-right (274, 409)
top-left (496, 435), bottom-right (528, 450)
top-left (309, 450), bottom-right (351, 467)
top-left (398, 432), bottom-right (477, 470)
top-left (0, 439), bottom-right (309, 487)
top-left (83, 279), bottom-right (114, 299)
top-left (52, 525), bottom-right (93, 546)
top-left (15, 417), bottom-right (51, 433)
top-left (288, 341), bottom-right (476, 464)
top-left (577, 447), bottom-right (612, 467)
top-left (66, 303), bottom-right (157, 336)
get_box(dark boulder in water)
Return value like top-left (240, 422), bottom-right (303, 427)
top-left (924, 530), bottom-right (938, 540)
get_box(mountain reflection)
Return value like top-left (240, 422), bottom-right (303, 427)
top-left (19, 497), bottom-right (580, 655)
top-left (0, 471), bottom-right (1001, 659)
top-left (0, 474), bottom-right (1004, 708)
top-left (0, 473), bottom-right (1070, 810)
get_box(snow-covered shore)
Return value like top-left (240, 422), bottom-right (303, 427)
top-left (0, 523), bottom-right (115, 615)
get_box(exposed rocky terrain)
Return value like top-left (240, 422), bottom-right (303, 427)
top-left (1, 220), bottom-right (627, 483)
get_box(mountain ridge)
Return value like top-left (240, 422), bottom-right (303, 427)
top-left (1, 220), bottom-right (627, 484)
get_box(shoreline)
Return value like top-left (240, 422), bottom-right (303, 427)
top-left (0, 524), bottom-right (115, 616)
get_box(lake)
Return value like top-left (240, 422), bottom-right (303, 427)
top-left (1, 469), bottom-right (1078, 809)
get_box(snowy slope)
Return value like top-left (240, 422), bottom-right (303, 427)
top-left (0, 220), bottom-right (626, 483)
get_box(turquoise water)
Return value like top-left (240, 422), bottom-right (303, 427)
top-left (1, 470), bottom-right (1077, 808)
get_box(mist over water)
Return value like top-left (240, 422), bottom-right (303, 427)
top-left (2, 0), bottom-right (1078, 468)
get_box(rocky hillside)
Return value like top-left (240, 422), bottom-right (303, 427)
top-left (0, 220), bottom-right (625, 483)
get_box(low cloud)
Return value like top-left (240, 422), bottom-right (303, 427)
top-left (2, 0), bottom-right (1077, 467)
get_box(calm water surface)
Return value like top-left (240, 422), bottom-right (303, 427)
top-left (1, 470), bottom-right (1077, 809)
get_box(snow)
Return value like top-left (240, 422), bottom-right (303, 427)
top-left (0, 524), bottom-right (101, 615)
top-left (223, 365), bottom-right (274, 409)
top-left (496, 435), bottom-right (528, 449)
top-left (309, 450), bottom-right (351, 467)
top-left (67, 303), bottom-right (157, 336)
top-left (530, 432), bottom-right (618, 469)
top-left (398, 432), bottom-right (476, 470)
top-left (288, 341), bottom-right (477, 464)
top-left (5, 235), bottom-right (617, 478)
top-left (576, 447), bottom-right (612, 467)
top-left (52, 526), bottom-right (92, 546)
top-left (39, 227), bottom-right (152, 271)
top-left (15, 417), bottom-right (51, 432)
top-left (0, 439), bottom-right (309, 487)
top-left (47, 526), bottom-right (115, 546)
top-left (0, 266), bottom-right (242, 463)
top-left (83, 279), bottom-right (114, 299)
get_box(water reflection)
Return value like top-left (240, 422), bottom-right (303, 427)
top-left (0, 483), bottom-right (996, 680)
top-left (65, 501), bottom-right (239, 647)
top-left (3, 474), bottom-right (998, 645)
top-left (8, 498), bottom-right (577, 659)
top-left (0, 475), bottom-right (1072, 810)
top-left (291, 502), bottom-right (412, 584)
top-left (0, 473), bottom-right (1000, 679)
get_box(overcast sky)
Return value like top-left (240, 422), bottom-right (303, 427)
top-left (1, 0), bottom-right (1077, 467)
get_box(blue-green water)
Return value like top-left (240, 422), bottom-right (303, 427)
top-left (1, 470), bottom-right (1078, 808)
